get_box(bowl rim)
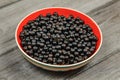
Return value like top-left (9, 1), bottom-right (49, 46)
top-left (15, 7), bottom-right (103, 68)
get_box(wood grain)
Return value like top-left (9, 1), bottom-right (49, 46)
top-left (0, 0), bottom-right (21, 9)
top-left (70, 51), bottom-right (120, 80)
top-left (66, 0), bottom-right (120, 80)
top-left (0, 0), bottom-right (119, 80)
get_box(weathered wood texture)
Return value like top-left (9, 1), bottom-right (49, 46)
top-left (0, 0), bottom-right (21, 8)
top-left (0, 0), bottom-right (120, 80)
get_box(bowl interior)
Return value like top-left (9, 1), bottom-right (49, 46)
top-left (16, 7), bottom-right (102, 65)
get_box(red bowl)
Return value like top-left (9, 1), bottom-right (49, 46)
top-left (15, 7), bottom-right (102, 71)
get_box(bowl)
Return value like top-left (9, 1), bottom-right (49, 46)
top-left (15, 7), bottom-right (102, 71)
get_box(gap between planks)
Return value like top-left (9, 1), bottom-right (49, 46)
top-left (0, 0), bottom-right (22, 9)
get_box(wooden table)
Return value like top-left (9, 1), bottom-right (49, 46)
top-left (0, 0), bottom-right (120, 80)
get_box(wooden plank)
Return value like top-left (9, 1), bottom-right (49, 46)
top-left (66, 1), bottom-right (120, 80)
top-left (0, 0), bottom-right (117, 80)
top-left (0, 0), bottom-right (21, 8)
top-left (70, 52), bottom-right (120, 80)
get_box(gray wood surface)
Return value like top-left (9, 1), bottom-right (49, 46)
top-left (0, 0), bottom-right (120, 80)
top-left (0, 0), bottom-right (21, 8)
top-left (67, 1), bottom-right (120, 79)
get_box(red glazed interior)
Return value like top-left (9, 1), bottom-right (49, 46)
top-left (16, 8), bottom-right (102, 57)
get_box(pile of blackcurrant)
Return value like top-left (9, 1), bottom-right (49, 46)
top-left (19, 12), bottom-right (98, 65)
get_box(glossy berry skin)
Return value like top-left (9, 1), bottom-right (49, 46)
top-left (20, 12), bottom-right (98, 65)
